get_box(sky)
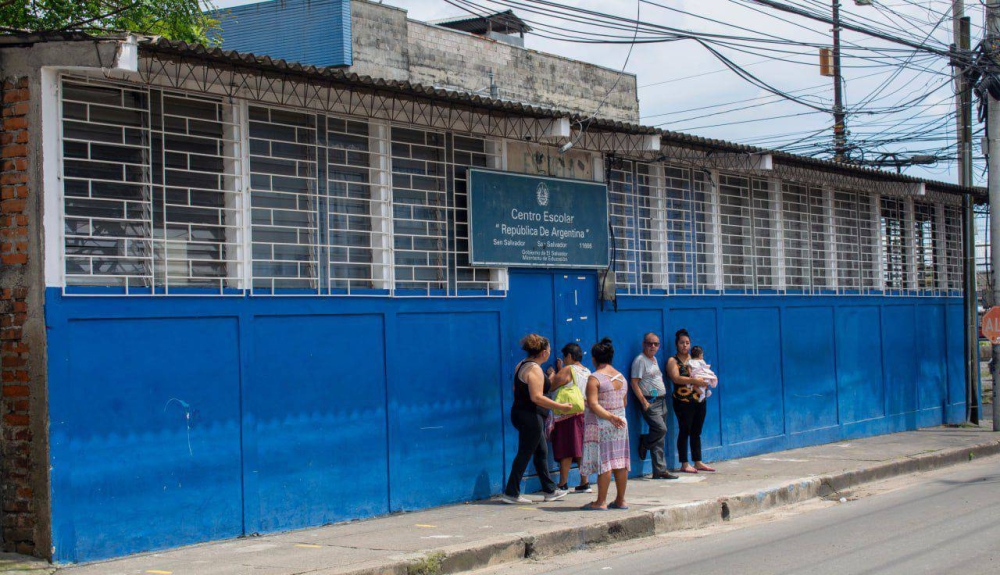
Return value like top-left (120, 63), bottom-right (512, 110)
top-left (208, 0), bottom-right (986, 186)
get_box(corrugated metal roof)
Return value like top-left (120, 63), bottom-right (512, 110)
top-left (40, 34), bottom-right (980, 200)
top-left (138, 37), bottom-right (656, 132)
top-left (431, 10), bottom-right (532, 35)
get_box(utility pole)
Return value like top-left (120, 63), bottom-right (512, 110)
top-left (988, 2), bottom-right (1000, 431)
top-left (954, 2), bottom-right (980, 425)
top-left (832, 1), bottom-right (847, 162)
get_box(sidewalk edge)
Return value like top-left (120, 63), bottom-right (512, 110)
top-left (336, 438), bottom-right (1000, 575)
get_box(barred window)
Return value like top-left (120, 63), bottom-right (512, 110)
top-left (664, 165), bottom-right (694, 292)
top-left (62, 82), bottom-right (152, 289)
top-left (693, 170), bottom-right (719, 291)
top-left (944, 205), bottom-right (963, 292)
top-left (451, 134), bottom-right (504, 294)
top-left (912, 200), bottom-right (937, 292)
top-left (326, 117), bottom-right (391, 293)
top-left (248, 109), bottom-right (393, 295)
top-left (809, 190), bottom-right (832, 290)
top-left (608, 159), bottom-right (639, 293)
top-left (248, 106), bottom-right (320, 292)
top-left (61, 79), bottom-right (242, 293)
top-left (858, 194), bottom-right (879, 291)
top-left (833, 190), bottom-right (880, 293)
top-left (880, 196), bottom-right (908, 290)
top-left (60, 81), bottom-right (965, 300)
top-left (718, 174), bottom-right (752, 291)
top-left (781, 182), bottom-right (813, 292)
top-left (608, 160), bottom-right (670, 294)
top-left (976, 210), bottom-right (990, 274)
top-left (636, 163), bottom-right (668, 292)
top-left (154, 92), bottom-right (242, 289)
top-left (390, 127), bottom-right (449, 294)
top-left (751, 178), bottom-right (779, 290)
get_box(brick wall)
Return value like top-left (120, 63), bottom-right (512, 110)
top-left (0, 76), bottom-right (35, 555)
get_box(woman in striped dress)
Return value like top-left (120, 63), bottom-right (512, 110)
top-left (580, 337), bottom-right (630, 510)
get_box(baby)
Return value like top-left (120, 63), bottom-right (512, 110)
top-left (687, 346), bottom-right (718, 402)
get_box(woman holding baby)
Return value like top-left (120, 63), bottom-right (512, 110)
top-left (665, 328), bottom-right (717, 474)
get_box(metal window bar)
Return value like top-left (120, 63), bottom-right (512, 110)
top-left (718, 174), bottom-right (753, 293)
top-left (880, 196), bottom-right (908, 292)
top-left (751, 178), bottom-right (779, 291)
top-left (664, 164), bottom-right (694, 293)
top-left (781, 182), bottom-right (813, 294)
top-left (390, 126), bottom-right (450, 296)
top-left (608, 159), bottom-right (639, 294)
top-left (151, 90), bottom-right (244, 293)
top-left (934, 202), bottom-right (949, 294)
top-left (451, 134), bottom-right (506, 295)
top-left (944, 205), bottom-right (964, 293)
top-left (60, 78), bottom-right (243, 295)
top-left (975, 208), bottom-right (990, 275)
top-left (912, 200), bottom-right (938, 294)
top-left (809, 189), bottom-right (832, 292)
top-left (61, 80), bottom-right (154, 292)
top-left (637, 162), bottom-right (668, 294)
top-left (693, 170), bottom-right (720, 292)
top-left (833, 190), bottom-right (863, 293)
top-left (325, 115), bottom-right (392, 294)
top-left (858, 193), bottom-right (879, 293)
top-left (247, 105), bottom-right (321, 293)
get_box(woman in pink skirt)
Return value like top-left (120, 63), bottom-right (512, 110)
top-left (546, 342), bottom-right (593, 493)
top-left (580, 337), bottom-right (630, 510)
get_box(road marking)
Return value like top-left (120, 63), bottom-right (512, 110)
top-left (295, 544), bottom-right (322, 549)
top-left (415, 524), bottom-right (436, 528)
top-left (146, 571), bottom-right (172, 574)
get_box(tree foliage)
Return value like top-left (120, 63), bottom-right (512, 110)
top-left (0, 0), bottom-right (219, 44)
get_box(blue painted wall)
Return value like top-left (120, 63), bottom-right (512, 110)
top-left (210, 0), bottom-right (352, 67)
top-left (44, 276), bottom-right (967, 561)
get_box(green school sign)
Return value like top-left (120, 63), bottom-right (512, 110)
top-left (468, 169), bottom-right (610, 268)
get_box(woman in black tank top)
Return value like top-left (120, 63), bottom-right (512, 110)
top-left (666, 328), bottom-right (716, 474)
top-left (502, 334), bottom-right (573, 504)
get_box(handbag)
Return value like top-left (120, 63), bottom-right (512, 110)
top-left (553, 367), bottom-right (586, 416)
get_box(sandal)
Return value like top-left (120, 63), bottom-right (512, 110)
top-left (679, 466), bottom-right (698, 474)
top-left (608, 502), bottom-right (629, 510)
top-left (695, 464), bottom-right (716, 472)
top-left (580, 503), bottom-right (609, 511)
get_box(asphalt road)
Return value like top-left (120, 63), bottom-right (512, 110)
top-left (480, 456), bottom-right (1000, 575)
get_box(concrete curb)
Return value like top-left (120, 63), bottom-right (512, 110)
top-left (338, 438), bottom-right (1000, 575)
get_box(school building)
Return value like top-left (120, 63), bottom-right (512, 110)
top-left (0, 0), bottom-right (984, 563)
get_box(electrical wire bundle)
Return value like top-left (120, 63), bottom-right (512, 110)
top-left (442, 0), bottom-right (993, 184)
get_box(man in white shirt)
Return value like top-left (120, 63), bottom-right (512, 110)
top-left (630, 333), bottom-right (678, 480)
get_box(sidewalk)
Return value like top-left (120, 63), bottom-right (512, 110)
top-left (48, 423), bottom-right (1000, 575)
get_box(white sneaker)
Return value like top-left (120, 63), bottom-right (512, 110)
top-left (500, 494), bottom-right (534, 505)
top-left (543, 489), bottom-right (569, 502)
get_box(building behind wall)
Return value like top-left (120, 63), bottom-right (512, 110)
top-left (213, 0), bottom-right (641, 123)
top-left (0, 1), bottom-right (983, 563)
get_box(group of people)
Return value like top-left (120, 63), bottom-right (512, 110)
top-left (502, 330), bottom-right (718, 511)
